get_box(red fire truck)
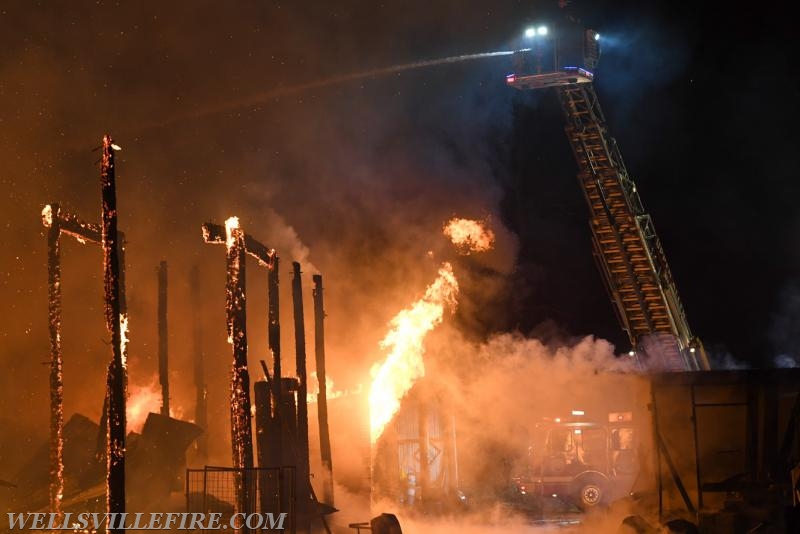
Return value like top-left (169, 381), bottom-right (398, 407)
top-left (512, 412), bottom-right (639, 509)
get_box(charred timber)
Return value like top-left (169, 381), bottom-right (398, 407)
top-left (312, 274), bottom-right (334, 504)
top-left (41, 202), bottom-right (128, 521)
top-left (268, 256), bottom-right (283, 469)
top-left (158, 261), bottom-right (169, 417)
top-left (45, 203), bottom-right (64, 519)
top-left (225, 221), bottom-right (254, 471)
top-left (100, 134), bottom-right (126, 530)
top-left (291, 262), bottom-right (311, 519)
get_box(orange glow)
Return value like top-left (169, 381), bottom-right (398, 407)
top-left (307, 372), bottom-right (362, 404)
top-left (443, 217), bottom-right (495, 254)
top-left (127, 375), bottom-right (181, 432)
top-left (127, 379), bottom-right (160, 433)
top-left (368, 262), bottom-right (459, 443)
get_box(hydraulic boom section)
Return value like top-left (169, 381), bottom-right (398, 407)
top-left (507, 21), bottom-right (709, 372)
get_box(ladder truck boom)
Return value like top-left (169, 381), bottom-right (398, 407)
top-left (506, 22), bottom-right (709, 372)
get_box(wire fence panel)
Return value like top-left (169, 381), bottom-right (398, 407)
top-left (186, 466), bottom-right (296, 533)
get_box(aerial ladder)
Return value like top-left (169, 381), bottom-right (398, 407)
top-left (506, 21), bottom-right (710, 372)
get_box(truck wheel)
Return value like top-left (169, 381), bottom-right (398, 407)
top-left (572, 475), bottom-right (607, 510)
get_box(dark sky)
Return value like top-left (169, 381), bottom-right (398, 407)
top-left (1, 0), bottom-right (799, 446)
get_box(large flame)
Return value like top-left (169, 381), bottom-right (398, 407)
top-left (443, 217), bottom-right (495, 254)
top-left (368, 218), bottom-right (495, 443)
top-left (368, 262), bottom-right (459, 442)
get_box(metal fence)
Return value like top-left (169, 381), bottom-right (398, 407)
top-left (186, 466), bottom-right (296, 533)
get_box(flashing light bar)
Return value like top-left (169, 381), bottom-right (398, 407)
top-left (608, 411), bottom-right (633, 423)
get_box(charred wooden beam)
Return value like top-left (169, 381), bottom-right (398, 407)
top-left (224, 219), bottom-right (254, 523)
top-left (291, 262), bottom-right (311, 522)
top-left (45, 203), bottom-right (64, 520)
top-left (41, 197), bottom-right (129, 523)
top-left (268, 257), bottom-right (283, 469)
top-left (257, 358), bottom-right (283, 471)
top-left (158, 261), bottom-right (170, 417)
top-left (203, 218), bottom-right (286, 519)
top-left (201, 222), bottom-right (277, 268)
top-left (254, 380), bottom-right (276, 514)
top-left (225, 220), bottom-right (254, 471)
top-left (312, 274), bottom-right (334, 505)
top-left (280, 378), bottom-right (300, 456)
top-left (100, 134), bottom-right (126, 531)
top-left (96, 232), bottom-right (127, 462)
top-left (201, 218), bottom-right (280, 472)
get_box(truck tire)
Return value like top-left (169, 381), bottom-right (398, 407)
top-left (572, 474), bottom-right (607, 510)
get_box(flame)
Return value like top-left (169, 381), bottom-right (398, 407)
top-left (443, 217), bottom-right (495, 254)
top-left (127, 375), bottom-right (182, 432)
top-left (225, 216), bottom-right (240, 249)
top-left (42, 204), bottom-right (53, 227)
top-left (307, 372), bottom-right (362, 404)
top-left (119, 314), bottom-right (128, 368)
top-left (127, 379), bottom-right (160, 433)
top-left (368, 262), bottom-right (459, 442)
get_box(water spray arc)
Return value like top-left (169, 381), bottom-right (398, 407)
top-left (152, 50), bottom-right (516, 129)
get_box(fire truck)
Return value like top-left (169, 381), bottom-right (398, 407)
top-left (512, 412), bottom-right (638, 509)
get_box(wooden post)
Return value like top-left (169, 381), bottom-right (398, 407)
top-left (291, 262), bottom-right (311, 525)
top-left (202, 220), bottom-right (277, 520)
top-left (45, 203), bottom-right (64, 521)
top-left (268, 257), bottom-right (283, 469)
top-left (158, 261), bottom-right (170, 417)
top-left (100, 134), bottom-right (126, 531)
top-left (255, 380), bottom-right (277, 514)
top-left (225, 219), bottom-right (254, 471)
top-left (280, 378), bottom-right (299, 521)
top-left (42, 197), bottom-right (128, 526)
top-left (312, 274), bottom-right (334, 505)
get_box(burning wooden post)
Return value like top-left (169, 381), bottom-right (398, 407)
top-left (202, 219), bottom-right (278, 514)
top-left (43, 150), bottom-right (130, 526)
top-left (191, 265), bottom-right (208, 464)
top-left (44, 203), bottom-right (64, 521)
top-left (291, 262), bottom-right (311, 516)
top-left (100, 135), bottom-right (127, 530)
top-left (225, 218), bottom-right (254, 472)
top-left (158, 260), bottom-right (170, 417)
top-left (312, 274), bottom-right (334, 505)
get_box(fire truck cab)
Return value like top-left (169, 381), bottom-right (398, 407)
top-left (513, 413), bottom-right (638, 509)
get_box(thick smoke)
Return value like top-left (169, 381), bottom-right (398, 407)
top-left (0, 1), bottom-right (522, 502)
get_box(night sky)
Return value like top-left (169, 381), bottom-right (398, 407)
top-left (1, 0), bottom-right (798, 445)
